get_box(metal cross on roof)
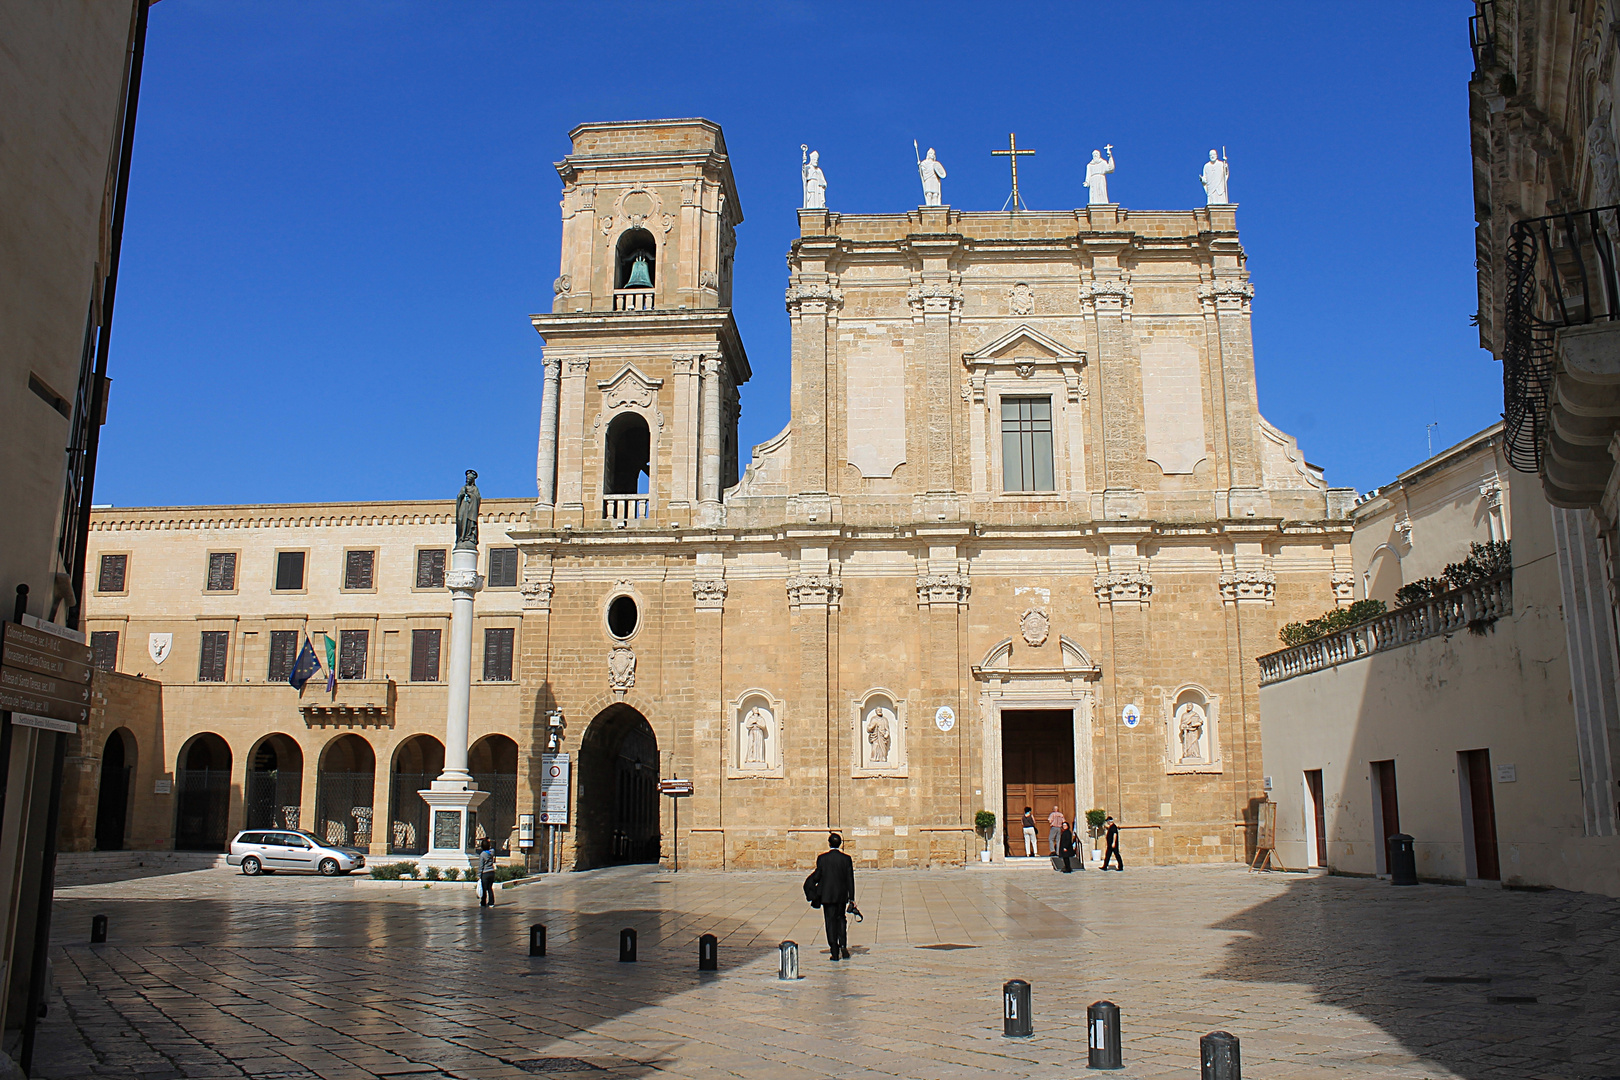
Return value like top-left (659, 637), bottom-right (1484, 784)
top-left (992, 133), bottom-right (1036, 211)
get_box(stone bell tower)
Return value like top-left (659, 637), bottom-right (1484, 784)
top-left (532, 118), bottom-right (751, 529)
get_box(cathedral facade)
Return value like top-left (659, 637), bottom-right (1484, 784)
top-left (80, 117), bottom-right (1353, 871)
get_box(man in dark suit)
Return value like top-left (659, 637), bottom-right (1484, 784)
top-left (804, 832), bottom-right (856, 960)
top-left (1102, 815), bottom-right (1124, 870)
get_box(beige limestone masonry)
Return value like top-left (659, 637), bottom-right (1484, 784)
top-left (82, 118), bottom-right (1353, 872)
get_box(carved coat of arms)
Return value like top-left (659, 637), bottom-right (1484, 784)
top-left (608, 647), bottom-right (636, 691)
top-left (1019, 609), bottom-right (1050, 648)
top-left (148, 633), bottom-right (173, 665)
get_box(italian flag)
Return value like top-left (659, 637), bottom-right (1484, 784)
top-left (322, 632), bottom-right (337, 694)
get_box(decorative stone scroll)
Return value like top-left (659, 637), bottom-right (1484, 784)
top-left (1218, 569), bottom-right (1276, 603)
top-left (692, 577), bottom-right (727, 612)
top-left (1093, 570), bottom-right (1153, 605)
top-left (916, 573), bottom-right (970, 610)
top-left (608, 647), bottom-right (636, 693)
top-left (786, 574), bottom-right (842, 610)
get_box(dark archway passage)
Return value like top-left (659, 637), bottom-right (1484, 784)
top-left (245, 733), bottom-right (304, 831)
top-left (389, 734), bottom-right (444, 854)
top-left (469, 734), bottom-right (518, 855)
top-left (575, 705), bottom-right (659, 870)
top-left (94, 729), bottom-right (134, 851)
top-left (174, 733), bottom-right (232, 851)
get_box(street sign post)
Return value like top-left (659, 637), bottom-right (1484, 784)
top-left (538, 753), bottom-right (570, 875)
top-left (658, 777), bottom-right (694, 871)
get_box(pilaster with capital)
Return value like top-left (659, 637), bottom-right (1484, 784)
top-left (555, 357), bottom-right (591, 513)
top-left (536, 356), bottom-right (562, 513)
top-left (786, 265), bottom-right (840, 495)
top-left (916, 572), bottom-right (970, 610)
top-left (1082, 268), bottom-right (1144, 494)
top-left (1203, 275), bottom-right (1260, 489)
top-left (1218, 569), bottom-right (1277, 604)
top-left (698, 354), bottom-right (724, 517)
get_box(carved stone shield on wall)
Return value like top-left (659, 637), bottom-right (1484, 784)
top-left (1019, 609), bottom-right (1049, 648)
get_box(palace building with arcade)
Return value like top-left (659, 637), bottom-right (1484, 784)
top-left (76, 118), bottom-right (1355, 870)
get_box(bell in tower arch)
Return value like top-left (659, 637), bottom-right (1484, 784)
top-left (625, 252), bottom-right (653, 289)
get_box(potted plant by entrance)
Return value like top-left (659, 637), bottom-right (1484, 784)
top-left (974, 810), bottom-right (997, 862)
top-left (1085, 809), bottom-right (1107, 862)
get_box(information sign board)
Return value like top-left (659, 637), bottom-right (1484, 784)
top-left (11, 712), bottom-right (77, 735)
top-left (658, 778), bottom-right (694, 797)
top-left (538, 752), bottom-right (570, 824)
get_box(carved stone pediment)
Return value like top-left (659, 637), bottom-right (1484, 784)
top-left (596, 364), bottom-right (665, 411)
top-left (961, 324), bottom-right (1087, 403)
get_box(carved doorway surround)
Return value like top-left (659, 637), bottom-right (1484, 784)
top-left (971, 635), bottom-right (1102, 863)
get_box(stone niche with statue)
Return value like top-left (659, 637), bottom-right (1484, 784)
top-left (1157, 684), bottom-right (1222, 774)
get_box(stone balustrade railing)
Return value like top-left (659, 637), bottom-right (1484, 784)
top-left (1256, 574), bottom-right (1512, 686)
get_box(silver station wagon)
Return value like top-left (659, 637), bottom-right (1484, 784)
top-left (226, 830), bottom-right (366, 877)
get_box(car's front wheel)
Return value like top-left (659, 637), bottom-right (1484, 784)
top-left (318, 858), bottom-right (340, 876)
top-left (241, 856), bottom-right (261, 876)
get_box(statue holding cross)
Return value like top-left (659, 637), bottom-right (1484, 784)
top-left (992, 133), bottom-right (1036, 211)
top-left (1084, 145), bottom-right (1116, 205)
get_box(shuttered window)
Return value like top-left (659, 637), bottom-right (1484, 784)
top-left (415, 548), bottom-right (446, 589)
top-left (1001, 396), bottom-right (1056, 492)
top-left (338, 629), bottom-right (368, 679)
top-left (91, 630), bottom-right (119, 672)
top-left (206, 552), bottom-right (236, 591)
top-left (97, 554), bottom-right (127, 593)
top-left (268, 630), bottom-right (299, 682)
top-left (410, 629), bottom-right (441, 682)
top-left (274, 551), bottom-right (306, 591)
top-left (488, 548), bottom-right (519, 588)
top-left (344, 549), bottom-right (375, 590)
top-left (198, 631), bottom-right (230, 682)
top-left (483, 627), bottom-right (515, 681)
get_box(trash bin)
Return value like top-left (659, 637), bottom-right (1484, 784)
top-left (1387, 833), bottom-right (1417, 886)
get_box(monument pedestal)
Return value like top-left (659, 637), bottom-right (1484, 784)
top-left (416, 780), bottom-right (489, 874)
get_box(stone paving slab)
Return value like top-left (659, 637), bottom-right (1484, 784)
top-left (33, 863), bottom-right (1620, 1079)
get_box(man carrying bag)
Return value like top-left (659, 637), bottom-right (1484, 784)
top-left (803, 832), bottom-right (856, 961)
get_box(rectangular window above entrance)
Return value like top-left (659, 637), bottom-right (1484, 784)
top-left (268, 630), bottom-right (298, 682)
top-left (338, 630), bottom-right (369, 680)
top-left (1001, 396), bottom-right (1055, 492)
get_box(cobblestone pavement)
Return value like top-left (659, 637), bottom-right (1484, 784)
top-left (36, 862), bottom-right (1620, 1080)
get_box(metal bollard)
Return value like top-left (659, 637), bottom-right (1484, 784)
top-left (1201, 1031), bottom-right (1240, 1080)
top-left (90, 915), bottom-right (108, 944)
top-left (698, 933), bottom-right (718, 971)
top-left (529, 923), bottom-right (546, 957)
top-left (1002, 979), bottom-right (1033, 1037)
top-left (619, 928), bottom-right (637, 962)
top-left (1087, 1000), bottom-right (1123, 1069)
top-left (778, 940), bottom-right (799, 980)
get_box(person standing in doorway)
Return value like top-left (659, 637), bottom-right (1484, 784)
top-left (804, 832), bottom-right (856, 960)
top-left (1047, 805), bottom-right (1065, 857)
top-left (477, 839), bottom-right (497, 906)
top-left (1021, 807), bottom-right (1038, 857)
top-left (1102, 815), bottom-right (1124, 871)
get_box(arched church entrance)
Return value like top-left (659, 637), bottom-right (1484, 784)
top-left (245, 733), bottom-right (304, 831)
top-left (469, 734), bottom-right (518, 855)
top-left (174, 733), bottom-right (232, 851)
top-left (576, 705), bottom-right (659, 869)
top-left (389, 734), bottom-right (444, 855)
top-left (94, 728), bottom-right (135, 851)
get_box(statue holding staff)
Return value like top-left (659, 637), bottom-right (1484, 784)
top-left (915, 141), bottom-right (947, 206)
top-left (1200, 148), bottom-right (1230, 205)
top-left (801, 145), bottom-right (826, 209)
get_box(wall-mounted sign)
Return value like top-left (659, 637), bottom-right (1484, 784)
top-left (11, 711), bottom-right (77, 734)
top-left (538, 752), bottom-right (570, 824)
top-left (658, 778), bottom-right (694, 797)
top-left (1495, 764), bottom-right (1517, 783)
top-left (935, 706), bottom-right (955, 732)
top-left (148, 633), bottom-right (173, 665)
top-left (154, 777), bottom-right (172, 794)
top-left (1121, 704), bottom-right (1141, 728)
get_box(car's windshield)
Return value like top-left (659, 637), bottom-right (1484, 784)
top-left (294, 832), bottom-right (326, 845)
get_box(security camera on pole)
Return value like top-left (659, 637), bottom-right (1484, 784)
top-left (418, 469), bottom-right (490, 874)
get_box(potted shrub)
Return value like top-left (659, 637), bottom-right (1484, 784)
top-left (1085, 809), bottom-right (1107, 860)
top-left (974, 810), bottom-right (997, 862)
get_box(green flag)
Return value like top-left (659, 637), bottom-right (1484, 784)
top-left (322, 632), bottom-right (337, 693)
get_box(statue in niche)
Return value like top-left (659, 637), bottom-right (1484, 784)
top-left (743, 706), bottom-right (771, 766)
top-left (801, 146), bottom-right (827, 209)
top-left (1200, 149), bottom-right (1230, 204)
top-left (454, 469), bottom-right (480, 548)
top-left (917, 146), bottom-right (947, 206)
top-left (1083, 146), bottom-right (1115, 205)
top-left (866, 705), bottom-right (893, 764)
top-left (1176, 701), bottom-right (1207, 763)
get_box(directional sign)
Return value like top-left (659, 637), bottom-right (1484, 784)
top-left (2, 622), bottom-right (92, 676)
top-left (11, 712), bottom-right (77, 735)
top-left (658, 778), bottom-right (694, 797)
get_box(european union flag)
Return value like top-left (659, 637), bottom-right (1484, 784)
top-left (288, 635), bottom-right (323, 692)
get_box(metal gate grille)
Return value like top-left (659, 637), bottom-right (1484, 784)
top-left (472, 772), bottom-right (517, 855)
top-left (389, 772), bottom-right (435, 854)
top-left (174, 768), bottom-right (231, 851)
top-left (315, 771), bottom-right (374, 847)
top-left (245, 768), bottom-right (303, 831)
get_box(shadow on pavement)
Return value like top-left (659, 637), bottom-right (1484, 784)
top-left (1207, 873), bottom-right (1620, 1080)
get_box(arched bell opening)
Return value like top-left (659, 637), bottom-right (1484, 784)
top-left (575, 704), bottom-right (660, 870)
top-left (389, 734), bottom-right (445, 854)
top-left (245, 733), bottom-right (304, 831)
top-left (174, 733), bottom-right (233, 851)
top-left (603, 413), bottom-right (651, 496)
top-left (614, 228), bottom-right (656, 289)
top-left (315, 733), bottom-right (375, 849)
top-left (95, 728), bottom-right (136, 851)
top-left (469, 734), bottom-right (519, 856)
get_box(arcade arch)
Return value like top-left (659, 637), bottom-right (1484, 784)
top-left (174, 732), bottom-right (232, 851)
top-left (315, 733), bottom-right (374, 848)
top-left (245, 733), bottom-right (304, 831)
top-left (576, 704), bottom-right (659, 869)
top-left (389, 734), bottom-right (444, 854)
top-left (94, 728), bottom-right (136, 851)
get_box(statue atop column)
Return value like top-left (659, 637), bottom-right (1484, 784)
top-left (1200, 149), bottom-right (1230, 205)
top-left (454, 469), bottom-right (481, 549)
top-left (801, 145), bottom-right (827, 209)
top-left (917, 145), bottom-right (947, 206)
top-left (1084, 146), bottom-right (1115, 205)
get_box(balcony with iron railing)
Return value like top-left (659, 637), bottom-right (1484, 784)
top-left (1257, 574), bottom-right (1512, 686)
top-left (1501, 204), bottom-right (1620, 504)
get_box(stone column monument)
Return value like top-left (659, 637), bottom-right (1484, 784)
top-left (418, 469), bottom-right (489, 872)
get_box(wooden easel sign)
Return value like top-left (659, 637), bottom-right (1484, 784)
top-left (1249, 800), bottom-right (1287, 872)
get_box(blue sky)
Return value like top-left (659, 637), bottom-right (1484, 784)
top-left (101, 1), bottom-right (1490, 507)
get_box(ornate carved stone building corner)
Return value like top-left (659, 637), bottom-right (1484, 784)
top-left (692, 577), bottom-right (728, 612)
top-left (915, 573), bottom-right (970, 610)
top-left (1093, 569), bottom-right (1154, 605)
top-left (1218, 569), bottom-right (1277, 604)
top-left (786, 573), bottom-right (842, 611)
